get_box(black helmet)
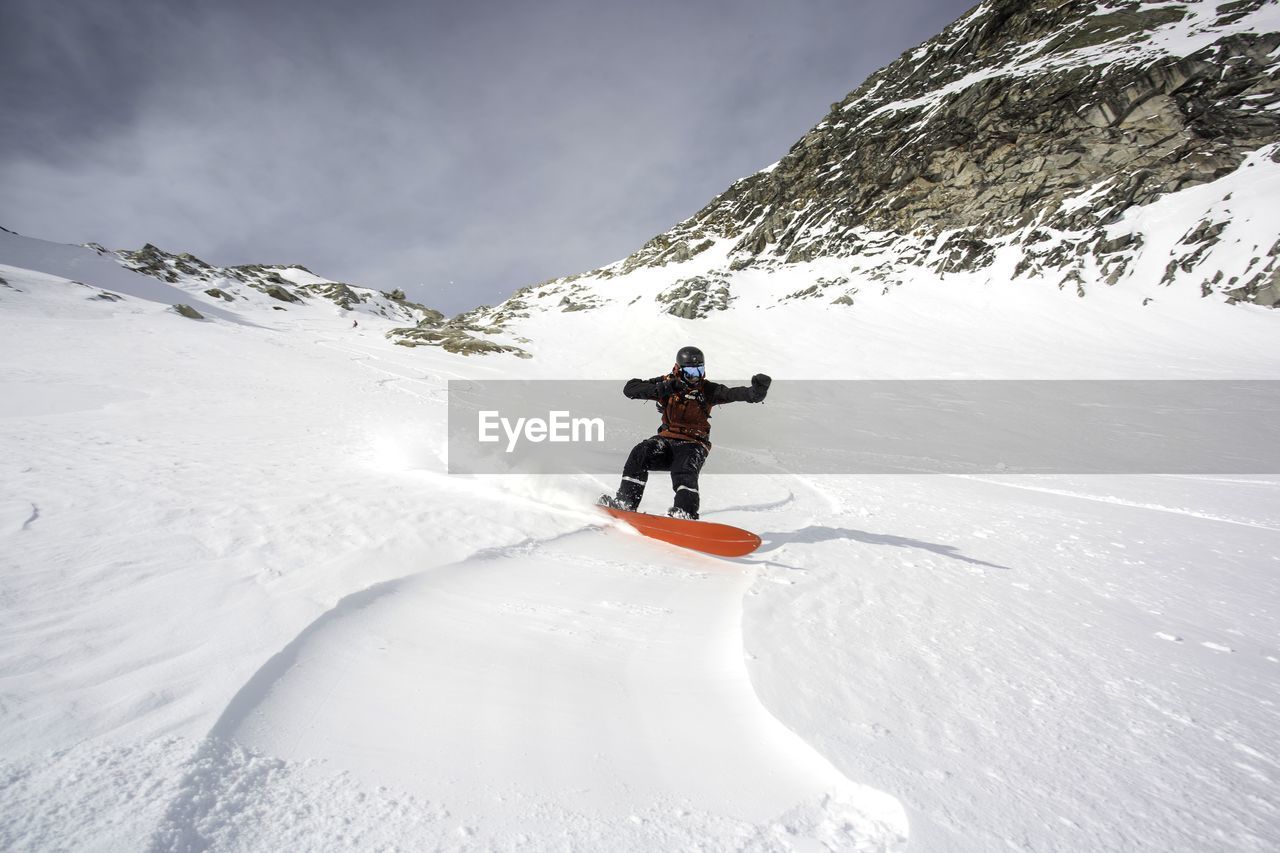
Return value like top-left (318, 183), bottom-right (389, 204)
top-left (675, 346), bottom-right (704, 367)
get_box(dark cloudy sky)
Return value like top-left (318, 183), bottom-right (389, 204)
top-left (2, 0), bottom-right (974, 313)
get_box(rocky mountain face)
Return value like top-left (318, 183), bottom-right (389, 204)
top-left (409, 0), bottom-right (1278, 352)
top-left (628, 0), bottom-right (1280, 298)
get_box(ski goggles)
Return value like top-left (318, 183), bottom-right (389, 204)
top-left (680, 365), bottom-right (706, 379)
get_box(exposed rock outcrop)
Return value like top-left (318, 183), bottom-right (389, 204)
top-left (387, 310), bottom-right (530, 357)
top-left (656, 273), bottom-right (734, 318)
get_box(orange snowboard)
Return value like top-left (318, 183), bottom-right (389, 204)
top-left (600, 506), bottom-right (762, 557)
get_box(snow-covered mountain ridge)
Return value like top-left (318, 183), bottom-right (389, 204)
top-left (102, 241), bottom-right (438, 326)
top-left (430, 0), bottom-right (1280, 355)
top-left (92, 238), bottom-right (532, 356)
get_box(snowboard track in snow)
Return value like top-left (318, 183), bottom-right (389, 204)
top-left (146, 531), bottom-right (583, 851)
top-left (960, 475), bottom-right (1280, 531)
top-left (146, 524), bottom-right (907, 852)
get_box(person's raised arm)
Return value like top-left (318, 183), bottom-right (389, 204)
top-left (624, 375), bottom-right (688, 400)
top-left (707, 373), bottom-right (771, 404)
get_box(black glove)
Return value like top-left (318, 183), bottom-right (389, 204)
top-left (750, 373), bottom-right (771, 402)
top-left (657, 374), bottom-right (689, 397)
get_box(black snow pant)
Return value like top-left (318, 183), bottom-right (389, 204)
top-left (615, 435), bottom-right (707, 518)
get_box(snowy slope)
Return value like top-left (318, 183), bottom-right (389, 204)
top-left (4, 224), bottom-right (1280, 852)
top-left (0, 252), bottom-right (906, 851)
top-left (0, 231), bottom-right (254, 325)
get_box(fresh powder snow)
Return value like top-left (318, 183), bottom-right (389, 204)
top-left (2, 226), bottom-right (1278, 851)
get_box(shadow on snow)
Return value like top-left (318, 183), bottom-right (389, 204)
top-left (754, 524), bottom-right (1011, 570)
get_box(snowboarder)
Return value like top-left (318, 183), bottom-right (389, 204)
top-left (352, 319), bottom-right (359, 329)
top-left (598, 346), bottom-right (771, 520)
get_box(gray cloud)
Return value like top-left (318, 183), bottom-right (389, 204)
top-left (1, 0), bottom-right (976, 313)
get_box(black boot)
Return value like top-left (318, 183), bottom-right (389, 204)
top-left (670, 483), bottom-right (700, 520)
top-left (598, 493), bottom-right (637, 512)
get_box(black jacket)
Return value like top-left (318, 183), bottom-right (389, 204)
top-left (623, 375), bottom-right (768, 445)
